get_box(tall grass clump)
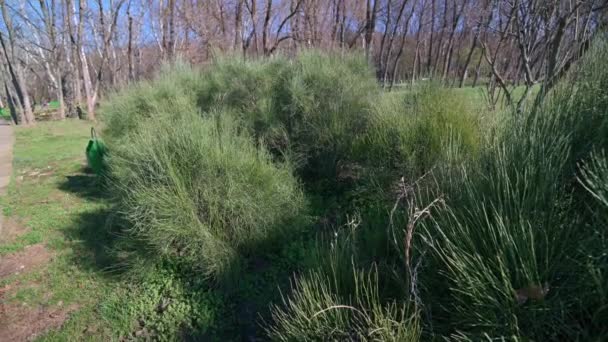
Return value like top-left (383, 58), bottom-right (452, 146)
top-left (578, 151), bottom-right (608, 333)
top-left (97, 40), bottom-right (608, 339)
top-left (268, 268), bottom-right (420, 342)
top-left (195, 56), bottom-right (289, 130)
top-left (266, 52), bottom-right (380, 183)
top-left (107, 111), bottom-right (306, 280)
top-left (268, 219), bottom-right (420, 341)
top-left (101, 62), bottom-right (203, 142)
top-left (102, 52), bottom-right (382, 187)
top-left (364, 84), bottom-right (482, 181)
top-left (544, 37), bottom-right (608, 174)
top-left (417, 35), bottom-right (608, 340)
top-left (196, 52), bottom-right (384, 185)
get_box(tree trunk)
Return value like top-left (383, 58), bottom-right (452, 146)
top-left (127, 1), bottom-right (138, 82)
top-left (460, 32), bottom-right (479, 87)
top-left (432, 0), bottom-right (449, 75)
top-left (471, 51), bottom-right (483, 87)
top-left (75, 0), bottom-right (96, 120)
top-left (378, 0), bottom-right (394, 80)
top-left (382, 0), bottom-right (414, 84)
top-left (66, 0), bottom-right (83, 110)
top-left (262, 0), bottom-right (272, 55)
top-left (460, 1), bottom-right (491, 87)
top-left (234, 0), bottom-right (244, 51)
top-left (388, 8), bottom-right (416, 89)
top-left (364, 0), bottom-right (379, 61)
top-left (56, 80), bottom-right (66, 119)
top-left (426, 0), bottom-right (435, 73)
top-left (3, 82), bottom-right (20, 124)
top-left (442, 0), bottom-right (467, 81)
top-left (15, 69), bottom-right (35, 124)
top-left (37, 0), bottom-right (66, 119)
top-left (412, 0), bottom-right (426, 83)
top-left (167, 0), bottom-right (176, 60)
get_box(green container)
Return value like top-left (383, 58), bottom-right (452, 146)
top-left (86, 128), bottom-right (107, 175)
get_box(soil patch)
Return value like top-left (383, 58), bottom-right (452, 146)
top-left (0, 244), bottom-right (52, 278)
top-left (0, 298), bottom-right (78, 341)
top-left (0, 218), bottom-right (28, 245)
top-left (0, 243), bottom-right (71, 341)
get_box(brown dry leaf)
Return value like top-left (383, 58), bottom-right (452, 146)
top-left (514, 282), bottom-right (550, 305)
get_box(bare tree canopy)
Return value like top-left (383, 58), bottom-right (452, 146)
top-left (0, 0), bottom-right (605, 123)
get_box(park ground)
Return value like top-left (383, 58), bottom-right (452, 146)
top-left (0, 120), bottom-right (119, 340)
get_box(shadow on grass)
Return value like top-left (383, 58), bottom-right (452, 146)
top-left (57, 167), bottom-right (110, 201)
top-left (57, 167), bottom-right (152, 277)
top-left (63, 208), bottom-right (124, 274)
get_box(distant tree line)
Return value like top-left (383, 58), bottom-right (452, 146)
top-left (0, 0), bottom-right (606, 124)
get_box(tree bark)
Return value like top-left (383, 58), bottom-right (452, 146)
top-left (127, 3), bottom-right (135, 82)
top-left (441, 0), bottom-right (467, 81)
top-left (382, 0), bottom-right (413, 84)
top-left (167, 0), bottom-right (176, 60)
top-left (75, 0), bottom-right (96, 119)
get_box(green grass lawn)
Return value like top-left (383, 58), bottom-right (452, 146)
top-left (390, 83), bottom-right (540, 110)
top-left (0, 120), bottom-right (129, 340)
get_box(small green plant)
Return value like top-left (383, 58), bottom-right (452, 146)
top-left (100, 262), bottom-right (222, 340)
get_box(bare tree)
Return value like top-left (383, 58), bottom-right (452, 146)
top-left (441, 0), bottom-right (468, 81)
top-left (36, 0), bottom-right (66, 118)
top-left (73, 0), bottom-right (125, 121)
top-left (479, 0), bottom-right (604, 113)
top-left (0, 0), bottom-right (35, 124)
top-left (0, 0), bottom-right (603, 120)
top-left (459, 0), bottom-right (491, 87)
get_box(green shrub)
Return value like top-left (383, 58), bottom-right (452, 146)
top-left (103, 52), bottom-right (380, 186)
top-left (196, 56), bottom-right (288, 125)
top-left (108, 111), bottom-right (306, 280)
top-left (544, 36), bottom-right (608, 175)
